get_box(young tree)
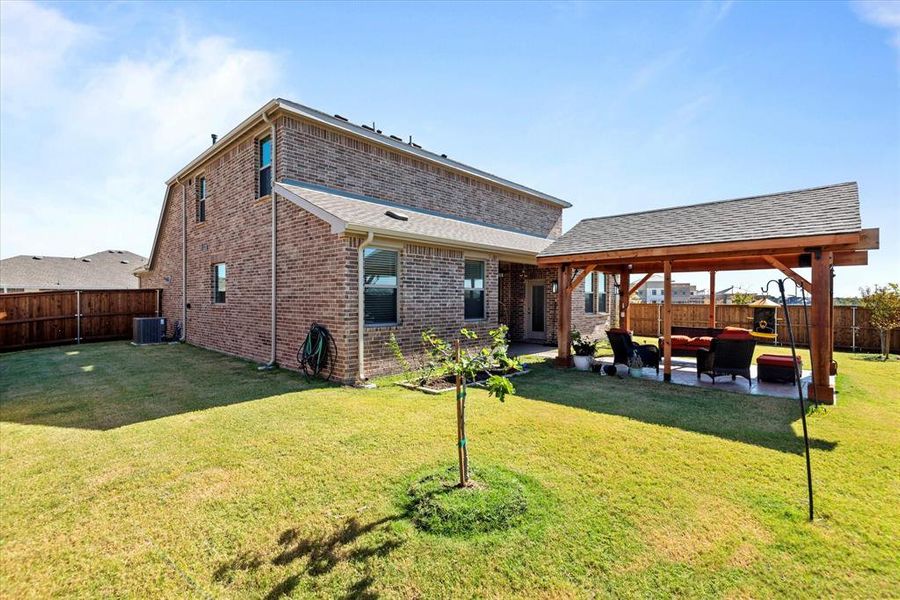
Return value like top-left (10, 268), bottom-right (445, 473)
top-left (860, 283), bottom-right (900, 359)
top-left (422, 326), bottom-right (518, 487)
top-left (731, 291), bottom-right (754, 304)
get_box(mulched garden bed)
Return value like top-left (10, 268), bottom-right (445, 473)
top-left (397, 367), bottom-right (530, 394)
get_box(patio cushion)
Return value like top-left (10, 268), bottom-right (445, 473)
top-left (717, 330), bottom-right (753, 340)
top-left (757, 354), bottom-right (802, 367)
top-left (685, 336), bottom-right (713, 348)
top-left (666, 335), bottom-right (692, 346)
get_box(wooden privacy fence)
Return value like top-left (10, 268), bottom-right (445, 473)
top-left (0, 289), bottom-right (161, 352)
top-left (629, 303), bottom-right (899, 352)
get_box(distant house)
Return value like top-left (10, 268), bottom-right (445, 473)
top-left (635, 276), bottom-right (698, 304)
top-left (0, 250), bottom-right (146, 292)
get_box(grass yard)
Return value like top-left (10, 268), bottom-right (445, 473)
top-left (1, 341), bottom-right (898, 598)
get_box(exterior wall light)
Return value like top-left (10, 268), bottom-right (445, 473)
top-left (551, 281), bottom-right (559, 293)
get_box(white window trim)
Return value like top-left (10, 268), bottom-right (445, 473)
top-left (463, 258), bottom-right (486, 321)
top-left (363, 246), bottom-right (399, 327)
top-left (258, 136), bottom-right (273, 198)
top-left (212, 263), bottom-right (226, 304)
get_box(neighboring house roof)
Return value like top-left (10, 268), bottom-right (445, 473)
top-left (0, 250), bottom-right (147, 290)
top-left (275, 181), bottom-right (553, 256)
top-left (167, 98), bottom-right (571, 209)
top-left (539, 182), bottom-right (861, 258)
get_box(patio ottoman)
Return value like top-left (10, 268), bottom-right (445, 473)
top-left (757, 354), bottom-right (802, 384)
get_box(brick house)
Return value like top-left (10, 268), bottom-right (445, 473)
top-left (140, 98), bottom-right (613, 382)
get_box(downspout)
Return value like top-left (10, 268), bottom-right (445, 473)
top-left (176, 176), bottom-right (187, 341)
top-left (357, 231), bottom-right (375, 382)
top-left (262, 111), bottom-right (277, 367)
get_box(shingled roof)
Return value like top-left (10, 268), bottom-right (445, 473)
top-left (275, 181), bottom-right (553, 256)
top-left (539, 182), bottom-right (861, 258)
top-left (0, 250), bottom-right (146, 290)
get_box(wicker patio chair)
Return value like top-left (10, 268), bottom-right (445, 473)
top-left (606, 329), bottom-right (660, 374)
top-left (695, 337), bottom-right (757, 387)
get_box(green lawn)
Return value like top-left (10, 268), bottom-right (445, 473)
top-left (1, 342), bottom-right (898, 598)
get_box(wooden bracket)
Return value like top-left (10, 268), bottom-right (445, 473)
top-left (763, 255), bottom-right (811, 292)
top-left (570, 264), bottom-right (597, 291)
top-left (628, 272), bottom-right (655, 296)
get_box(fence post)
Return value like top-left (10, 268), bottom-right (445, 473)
top-left (657, 303), bottom-right (661, 337)
top-left (76, 290), bottom-right (81, 344)
top-left (851, 305), bottom-right (857, 352)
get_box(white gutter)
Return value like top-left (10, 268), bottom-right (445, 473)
top-left (357, 231), bottom-right (375, 382)
top-left (263, 111), bottom-right (277, 367)
top-left (176, 176), bottom-right (187, 341)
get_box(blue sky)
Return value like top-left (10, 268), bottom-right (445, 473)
top-left (1, 0), bottom-right (897, 296)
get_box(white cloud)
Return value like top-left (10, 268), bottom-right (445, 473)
top-left (0, 0), bottom-right (94, 113)
top-left (0, 2), bottom-right (283, 260)
top-left (853, 0), bottom-right (900, 53)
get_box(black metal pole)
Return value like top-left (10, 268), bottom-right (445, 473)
top-left (767, 278), bottom-right (814, 521)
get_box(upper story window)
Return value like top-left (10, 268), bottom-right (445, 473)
top-left (212, 263), bottom-right (226, 303)
top-left (584, 271), bottom-right (596, 313)
top-left (258, 137), bottom-right (272, 198)
top-left (464, 260), bottom-right (485, 320)
top-left (364, 248), bottom-right (398, 325)
top-left (598, 273), bottom-right (608, 312)
top-left (196, 176), bottom-right (206, 223)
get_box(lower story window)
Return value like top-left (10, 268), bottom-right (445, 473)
top-left (212, 263), bottom-right (226, 303)
top-left (464, 259), bottom-right (485, 320)
top-left (364, 248), bottom-right (398, 325)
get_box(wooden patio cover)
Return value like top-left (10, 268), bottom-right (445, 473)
top-left (535, 182), bottom-right (879, 404)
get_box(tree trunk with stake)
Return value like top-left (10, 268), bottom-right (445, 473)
top-left (455, 341), bottom-right (469, 487)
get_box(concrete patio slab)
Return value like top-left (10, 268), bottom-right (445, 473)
top-left (594, 355), bottom-right (832, 400)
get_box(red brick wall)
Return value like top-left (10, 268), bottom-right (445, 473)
top-left (499, 263), bottom-right (612, 344)
top-left (275, 115), bottom-right (563, 239)
top-left (351, 242), bottom-right (501, 378)
top-left (145, 108), bottom-right (571, 383)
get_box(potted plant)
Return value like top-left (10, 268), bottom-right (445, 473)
top-left (571, 330), bottom-right (597, 371)
top-left (627, 352), bottom-right (644, 377)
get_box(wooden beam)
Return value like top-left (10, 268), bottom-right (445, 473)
top-left (556, 264), bottom-right (573, 368)
top-left (569, 264), bottom-right (597, 292)
top-left (663, 261), bottom-right (673, 382)
top-left (708, 271), bottom-right (716, 328)
top-left (628, 272), bottom-right (654, 296)
top-left (593, 251), bottom-right (868, 274)
top-left (809, 251), bottom-right (835, 404)
top-left (763, 255), bottom-right (812, 292)
top-left (535, 232), bottom-right (861, 267)
top-left (619, 267), bottom-right (631, 331)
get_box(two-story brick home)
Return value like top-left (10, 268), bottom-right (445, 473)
top-left (140, 98), bottom-right (612, 382)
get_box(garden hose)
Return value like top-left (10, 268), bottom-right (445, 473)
top-left (297, 323), bottom-right (337, 381)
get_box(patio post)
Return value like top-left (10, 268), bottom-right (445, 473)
top-left (556, 264), bottom-right (572, 367)
top-left (809, 250), bottom-right (835, 403)
top-left (619, 267), bottom-right (631, 330)
top-left (663, 261), bottom-right (672, 382)
top-left (708, 271), bottom-right (716, 328)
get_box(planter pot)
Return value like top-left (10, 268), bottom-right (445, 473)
top-left (573, 355), bottom-right (594, 371)
top-left (629, 367), bottom-right (643, 378)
